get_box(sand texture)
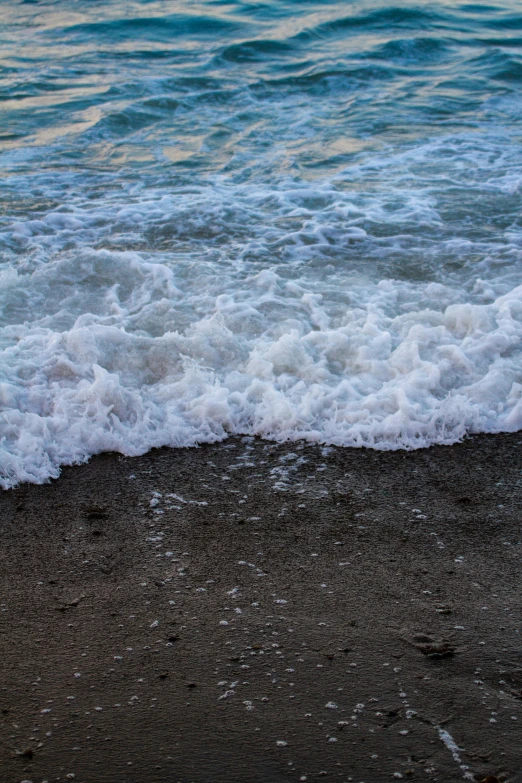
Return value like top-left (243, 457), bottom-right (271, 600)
top-left (1, 434), bottom-right (522, 782)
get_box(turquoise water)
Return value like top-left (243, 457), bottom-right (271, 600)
top-left (1, 1), bottom-right (522, 487)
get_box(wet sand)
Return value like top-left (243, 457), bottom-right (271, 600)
top-left (1, 433), bottom-right (521, 783)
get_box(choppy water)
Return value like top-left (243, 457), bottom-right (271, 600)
top-left (1, 0), bottom-right (522, 487)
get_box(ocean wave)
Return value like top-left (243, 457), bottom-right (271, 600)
top-left (294, 8), bottom-right (443, 41)
top-left (55, 14), bottom-right (245, 41)
top-left (2, 0), bottom-right (522, 487)
top-left (1, 249), bottom-right (522, 488)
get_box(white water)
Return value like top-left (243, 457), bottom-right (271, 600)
top-left (2, 155), bottom-right (522, 487)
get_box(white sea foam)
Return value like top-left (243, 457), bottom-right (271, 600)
top-left (1, 130), bottom-right (522, 488)
top-left (1, 235), bottom-right (522, 487)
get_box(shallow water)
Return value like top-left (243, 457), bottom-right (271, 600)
top-left (1, 0), bottom-right (522, 487)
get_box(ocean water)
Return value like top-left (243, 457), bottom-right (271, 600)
top-left (1, 0), bottom-right (522, 488)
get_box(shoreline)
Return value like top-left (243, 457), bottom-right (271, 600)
top-left (1, 432), bottom-right (522, 782)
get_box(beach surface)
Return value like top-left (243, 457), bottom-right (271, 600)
top-left (1, 433), bottom-right (521, 783)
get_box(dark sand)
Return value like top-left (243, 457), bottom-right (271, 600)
top-left (1, 434), bottom-right (522, 783)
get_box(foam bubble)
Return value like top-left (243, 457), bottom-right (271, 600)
top-left (1, 239), bottom-right (522, 487)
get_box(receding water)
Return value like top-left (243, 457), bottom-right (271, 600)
top-left (1, 0), bottom-right (522, 487)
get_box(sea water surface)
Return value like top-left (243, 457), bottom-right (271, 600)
top-left (1, 0), bottom-right (522, 487)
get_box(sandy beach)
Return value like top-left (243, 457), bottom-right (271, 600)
top-left (3, 0), bottom-right (522, 780)
top-left (1, 434), bottom-right (521, 782)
